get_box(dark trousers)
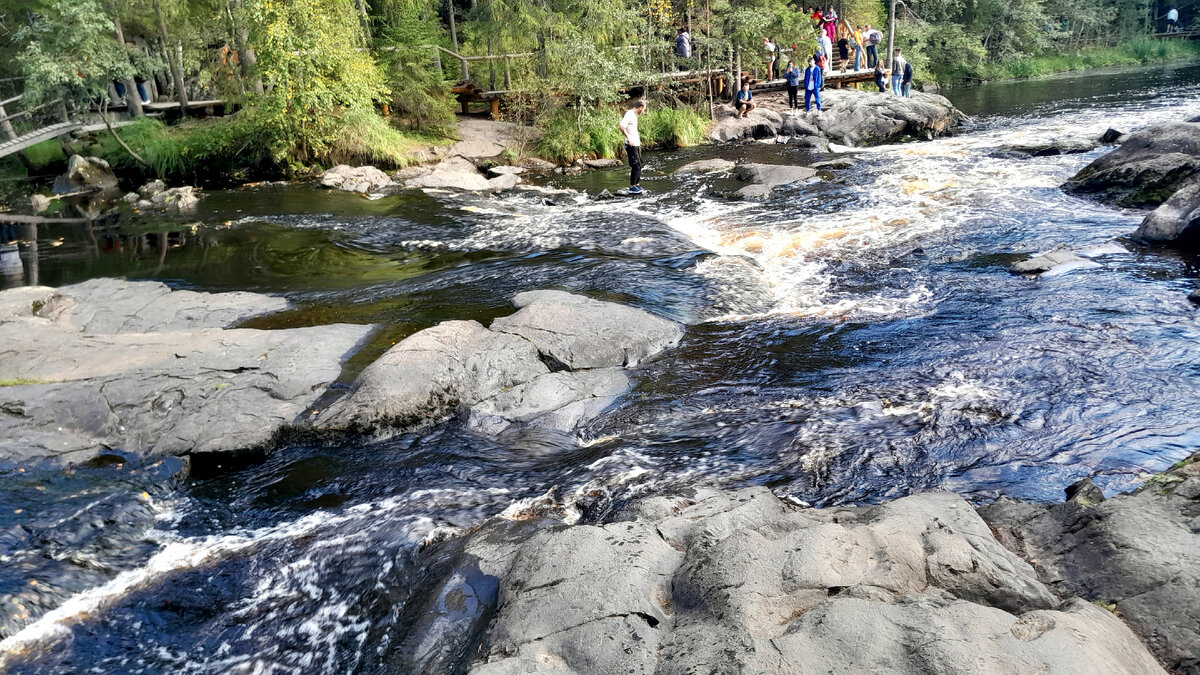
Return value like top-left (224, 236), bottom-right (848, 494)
top-left (875, 73), bottom-right (886, 92)
top-left (804, 88), bottom-right (821, 111)
top-left (626, 144), bottom-right (642, 186)
top-left (787, 84), bottom-right (799, 108)
top-left (866, 45), bottom-right (878, 69)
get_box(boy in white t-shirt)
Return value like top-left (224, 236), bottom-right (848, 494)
top-left (619, 100), bottom-right (647, 194)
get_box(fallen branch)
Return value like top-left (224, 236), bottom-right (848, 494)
top-left (100, 100), bottom-right (151, 170)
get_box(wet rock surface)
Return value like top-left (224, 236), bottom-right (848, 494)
top-left (729, 162), bottom-right (820, 199)
top-left (54, 155), bottom-right (118, 194)
top-left (319, 165), bottom-right (394, 193)
top-left (316, 290), bottom-right (682, 436)
top-left (405, 157), bottom-right (496, 192)
top-left (980, 452), bottom-right (1200, 673)
top-left (708, 89), bottom-right (963, 148)
top-left (1064, 120), bottom-right (1200, 208)
top-left (676, 158), bottom-right (736, 174)
top-left (0, 279), bottom-right (370, 465)
top-left (993, 138), bottom-right (1099, 158)
top-left (406, 487), bottom-right (1166, 675)
top-left (1133, 176), bottom-right (1200, 246)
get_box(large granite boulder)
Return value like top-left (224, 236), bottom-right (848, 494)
top-left (401, 488), bottom-right (1164, 674)
top-left (0, 280), bottom-right (370, 465)
top-left (316, 291), bottom-right (683, 436)
top-left (812, 89), bottom-right (964, 146)
top-left (320, 165), bottom-right (393, 193)
top-left (707, 106), bottom-right (784, 142)
top-left (1132, 176), bottom-right (1200, 246)
top-left (490, 290), bottom-right (684, 369)
top-left (676, 158), bottom-right (736, 174)
top-left (1063, 120), bottom-right (1200, 208)
top-left (406, 157), bottom-right (495, 192)
top-left (980, 452), bottom-right (1200, 673)
top-left (316, 320), bottom-right (549, 432)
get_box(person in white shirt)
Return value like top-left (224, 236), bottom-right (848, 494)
top-left (818, 33), bottom-right (833, 74)
top-left (619, 100), bottom-right (646, 194)
top-left (1167, 7), bottom-right (1179, 32)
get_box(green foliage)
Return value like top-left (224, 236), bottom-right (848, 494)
top-left (21, 139), bottom-right (67, 168)
top-left (14, 0), bottom-right (134, 105)
top-left (534, 104), bottom-right (708, 163)
top-left (975, 39), bottom-right (1200, 80)
top-left (241, 0), bottom-right (391, 163)
top-left (374, 0), bottom-right (456, 131)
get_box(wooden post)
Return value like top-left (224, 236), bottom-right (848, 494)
top-left (887, 0), bottom-right (896, 70)
top-left (58, 100), bottom-right (70, 124)
top-left (489, 98), bottom-right (499, 119)
top-left (112, 15), bottom-right (144, 117)
top-left (504, 56), bottom-right (512, 90)
top-left (433, 46), bottom-right (443, 74)
top-left (0, 105), bottom-right (17, 141)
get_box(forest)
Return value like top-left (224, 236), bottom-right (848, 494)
top-left (0, 0), bottom-right (1194, 176)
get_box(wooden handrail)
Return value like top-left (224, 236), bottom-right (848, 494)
top-left (0, 95), bottom-right (21, 107)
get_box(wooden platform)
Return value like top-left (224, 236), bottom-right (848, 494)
top-left (0, 121), bottom-right (82, 159)
top-left (751, 67), bottom-right (886, 92)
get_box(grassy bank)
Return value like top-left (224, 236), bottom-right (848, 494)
top-left (955, 38), bottom-right (1200, 83)
top-left (3, 113), bottom-right (448, 187)
top-left (535, 106), bottom-right (709, 165)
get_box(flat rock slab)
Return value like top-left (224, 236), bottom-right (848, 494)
top-left (708, 106), bottom-right (785, 143)
top-left (1010, 249), bottom-right (1097, 275)
top-left (1064, 120), bottom-right (1200, 208)
top-left (0, 281), bottom-right (370, 465)
top-left (992, 138), bottom-right (1099, 158)
top-left (405, 487), bottom-right (1164, 674)
top-left (491, 290), bottom-right (684, 369)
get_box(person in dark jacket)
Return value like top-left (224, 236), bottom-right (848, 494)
top-left (803, 57), bottom-right (823, 112)
top-left (784, 61), bottom-right (802, 109)
top-left (901, 60), bottom-right (914, 97)
top-left (873, 61), bottom-right (887, 92)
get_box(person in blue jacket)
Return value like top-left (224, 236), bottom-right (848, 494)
top-left (803, 57), bottom-right (823, 112)
top-left (735, 82), bottom-right (755, 117)
top-left (784, 61), bottom-right (802, 109)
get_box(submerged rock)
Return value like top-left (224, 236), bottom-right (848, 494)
top-left (1099, 128), bottom-right (1127, 145)
top-left (409, 487), bottom-right (1165, 674)
top-left (316, 291), bottom-right (682, 436)
top-left (981, 452), bottom-right (1200, 672)
top-left (583, 158), bottom-right (624, 169)
top-left (320, 164), bottom-right (393, 193)
top-left (149, 185), bottom-right (200, 213)
top-left (1009, 248), bottom-right (1096, 275)
top-left (993, 138), bottom-right (1099, 158)
top-left (1132, 176), bottom-right (1200, 246)
top-left (676, 158), bottom-right (736, 174)
top-left (1064, 120), bottom-right (1200, 208)
top-left (138, 179), bottom-right (167, 198)
top-left (1190, 288), bottom-right (1200, 305)
top-left (729, 162), bottom-right (819, 199)
top-left (0, 279), bottom-right (370, 465)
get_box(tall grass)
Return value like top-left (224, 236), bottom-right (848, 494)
top-left (973, 38), bottom-right (1200, 82)
top-left (534, 105), bottom-right (710, 164)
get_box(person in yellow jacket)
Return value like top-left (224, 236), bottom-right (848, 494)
top-left (852, 25), bottom-right (865, 71)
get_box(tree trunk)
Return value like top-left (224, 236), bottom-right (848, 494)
top-left (447, 0), bottom-right (468, 81)
top-left (111, 14), bottom-right (143, 116)
top-left (154, 0), bottom-right (189, 112)
top-left (887, 0), bottom-right (896, 70)
top-left (228, 0), bottom-right (263, 94)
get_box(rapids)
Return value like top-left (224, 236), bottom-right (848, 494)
top-left (1, 62), bottom-right (1198, 673)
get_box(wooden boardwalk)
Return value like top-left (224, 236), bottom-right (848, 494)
top-left (0, 121), bottom-right (83, 159)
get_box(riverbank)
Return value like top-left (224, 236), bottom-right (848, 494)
top-left (943, 38), bottom-right (1200, 84)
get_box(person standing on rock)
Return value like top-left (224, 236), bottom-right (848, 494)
top-left (785, 61), bottom-right (802, 109)
top-left (891, 49), bottom-right (907, 96)
top-left (803, 57), bottom-right (823, 112)
top-left (619, 100), bottom-right (646, 195)
top-left (901, 58), bottom-right (914, 98)
top-left (874, 60), bottom-right (887, 92)
top-left (818, 31), bottom-right (833, 75)
top-left (735, 82), bottom-right (756, 117)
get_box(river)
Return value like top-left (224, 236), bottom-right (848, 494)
top-left (1, 62), bottom-right (1198, 673)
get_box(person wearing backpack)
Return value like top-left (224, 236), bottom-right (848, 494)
top-left (901, 59), bottom-right (914, 98)
top-left (864, 25), bottom-right (882, 69)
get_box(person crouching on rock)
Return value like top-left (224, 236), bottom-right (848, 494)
top-left (785, 61), bottom-right (802, 109)
top-left (735, 82), bottom-right (755, 118)
top-left (803, 57), bottom-right (823, 112)
top-left (619, 99), bottom-right (646, 195)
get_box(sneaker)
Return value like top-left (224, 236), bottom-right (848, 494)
top-left (628, 186), bottom-right (644, 195)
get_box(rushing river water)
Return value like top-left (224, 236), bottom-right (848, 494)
top-left (2, 62), bottom-right (1199, 672)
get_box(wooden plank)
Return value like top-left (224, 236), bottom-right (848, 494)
top-left (0, 122), bottom-right (82, 159)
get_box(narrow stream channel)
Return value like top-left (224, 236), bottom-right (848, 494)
top-left (1, 62), bottom-right (1198, 673)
